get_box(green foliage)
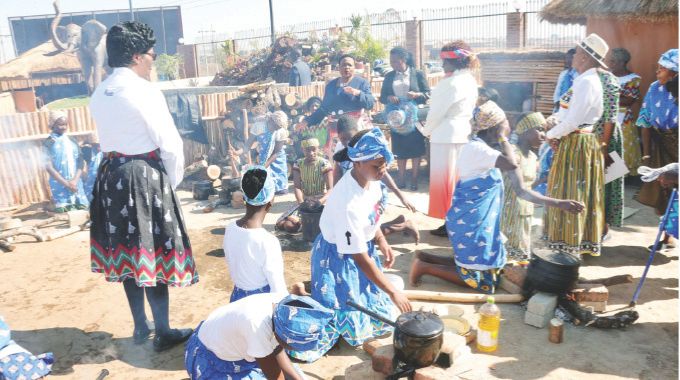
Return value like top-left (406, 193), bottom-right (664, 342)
top-left (342, 15), bottom-right (387, 64)
top-left (45, 95), bottom-right (90, 110)
top-left (154, 53), bottom-right (183, 80)
top-left (220, 40), bottom-right (234, 57)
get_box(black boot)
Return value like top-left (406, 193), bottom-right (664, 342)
top-left (429, 224), bottom-right (447, 237)
top-left (153, 328), bottom-right (193, 352)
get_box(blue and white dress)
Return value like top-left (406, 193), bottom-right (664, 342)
top-left (257, 129), bottom-right (288, 193)
top-left (83, 149), bottom-right (103, 202)
top-left (446, 138), bottom-right (506, 293)
top-left (0, 316), bottom-right (53, 380)
top-left (43, 132), bottom-right (89, 208)
top-left (289, 172), bottom-right (395, 362)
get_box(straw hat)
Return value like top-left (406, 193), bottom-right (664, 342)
top-left (578, 33), bottom-right (609, 69)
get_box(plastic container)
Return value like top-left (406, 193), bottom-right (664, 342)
top-left (477, 296), bottom-right (501, 352)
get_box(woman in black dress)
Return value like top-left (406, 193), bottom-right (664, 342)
top-left (379, 47), bottom-right (430, 190)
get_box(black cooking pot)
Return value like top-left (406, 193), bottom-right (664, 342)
top-left (193, 180), bottom-right (213, 200)
top-left (221, 178), bottom-right (241, 191)
top-left (347, 300), bottom-right (443, 369)
top-left (523, 249), bottom-right (580, 295)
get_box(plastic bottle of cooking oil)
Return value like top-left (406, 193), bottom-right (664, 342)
top-left (477, 296), bottom-right (501, 352)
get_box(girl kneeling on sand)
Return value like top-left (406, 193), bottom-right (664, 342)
top-left (289, 128), bottom-right (412, 362)
top-left (410, 101), bottom-right (583, 294)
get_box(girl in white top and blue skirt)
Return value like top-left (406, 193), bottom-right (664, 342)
top-left (223, 166), bottom-right (288, 302)
top-left (289, 128), bottom-right (412, 362)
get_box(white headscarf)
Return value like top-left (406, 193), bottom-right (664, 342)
top-left (49, 110), bottom-right (68, 128)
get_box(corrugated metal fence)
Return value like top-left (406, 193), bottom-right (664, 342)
top-left (0, 107), bottom-right (96, 206)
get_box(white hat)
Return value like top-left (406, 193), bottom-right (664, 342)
top-left (578, 33), bottom-right (609, 69)
top-left (48, 110), bottom-right (67, 127)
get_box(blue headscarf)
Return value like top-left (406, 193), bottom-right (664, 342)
top-left (347, 127), bottom-right (394, 165)
top-left (240, 165), bottom-right (275, 206)
top-left (273, 295), bottom-right (334, 352)
top-left (659, 49), bottom-right (678, 72)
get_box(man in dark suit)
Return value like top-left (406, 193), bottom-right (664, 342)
top-left (288, 49), bottom-right (312, 86)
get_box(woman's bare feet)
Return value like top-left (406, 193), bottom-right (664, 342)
top-left (403, 219), bottom-right (420, 244)
top-left (290, 282), bottom-right (310, 296)
top-left (409, 258), bottom-right (424, 286)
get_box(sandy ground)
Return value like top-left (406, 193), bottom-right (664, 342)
top-left (0, 180), bottom-right (677, 380)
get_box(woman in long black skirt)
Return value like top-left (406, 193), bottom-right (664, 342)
top-left (379, 47), bottom-right (431, 190)
top-left (89, 21), bottom-right (197, 352)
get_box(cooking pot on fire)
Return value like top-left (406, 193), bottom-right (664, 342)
top-left (347, 300), bottom-right (444, 370)
top-left (523, 249), bottom-right (580, 296)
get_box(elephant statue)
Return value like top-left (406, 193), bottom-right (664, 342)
top-left (50, 0), bottom-right (109, 93)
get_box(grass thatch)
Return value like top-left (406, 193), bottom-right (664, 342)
top-left (0, 41), bottom-right (80, 80)
top-left (540, 0), bottom-right (678, 25)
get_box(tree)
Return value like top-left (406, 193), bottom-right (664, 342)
top-left (341, 14), bottom-right (387, 64)
top-left (154, 53), bottom-right (183, 80)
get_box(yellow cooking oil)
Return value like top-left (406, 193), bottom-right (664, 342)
top-left (477, 296), bottom-right (501, 352)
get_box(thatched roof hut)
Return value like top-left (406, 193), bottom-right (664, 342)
top-left (540, 0), bottom-right (678, 120)
top-left (540, 0), bottom-right (678, 24)
top-left (0, 41), bottom-right (82, 91)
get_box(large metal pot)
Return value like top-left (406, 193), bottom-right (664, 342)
top-left (192, 180), bottom-right (213, 200)
top-left (347, 300), bottom-right (444, 369)
top-left (523, 249), bottom-right (580, 295)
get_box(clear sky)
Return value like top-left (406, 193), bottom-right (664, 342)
top-left (0, 0), bottom-right (505, 42)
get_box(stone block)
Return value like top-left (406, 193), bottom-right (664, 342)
top-left (414, 366), bottom-right (451, 380)
top-left (371, 344), bottom-right (395, 375)
top-left (579, 300), bottom-right (607, 312)
top-left (527, 292), bottom-right (558, 316)
top-left (345, 360), bottom-right (386, 380)
top-left (499, 276), bottom-right (522, 294)
top-left (525, 309), bottom-right (553, 328)
top-left (502, 265), bottom-right (527, 287)
top-left (570, 284), bottom-right (609, 302)
top-left (436, 332), bottom-right (467, 368)
top-left (363, 338), bottom-right (381, 357)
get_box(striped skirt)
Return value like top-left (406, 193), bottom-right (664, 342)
top-left (90, 151), bottom-right (198, 287)
top-left (543, 133), bottom-right (605, 256)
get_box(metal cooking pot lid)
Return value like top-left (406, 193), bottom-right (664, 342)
top-left (396, 311), bottom-right (444, 338)
top-left (533, 249), bottom-right (580, 267)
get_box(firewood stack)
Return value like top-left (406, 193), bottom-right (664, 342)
top-left (210, 36), bottom-right (300, 86)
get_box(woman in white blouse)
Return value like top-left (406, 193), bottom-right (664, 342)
top-left (89, 21), bottom-right (196, 352)
top-left (420, 41), bottom-right (479, 236)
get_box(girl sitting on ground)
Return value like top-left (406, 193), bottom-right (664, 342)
top-left (223, 166), bottom-right (287, 302)
top-left (277, 137), bottom-right (334, 233)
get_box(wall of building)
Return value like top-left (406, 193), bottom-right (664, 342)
top-left (587, 17), bottom-right (678, 105)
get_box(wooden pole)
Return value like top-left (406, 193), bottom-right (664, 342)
top-left (403, 290), bottom-right (523, 303)
top-left (242, 109), bottom-right (252, 166)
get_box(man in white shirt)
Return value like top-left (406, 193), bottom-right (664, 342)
top-left (88, 21), bottom-right (196, 352)
top-left (543, 34), bottom-right (608, 256)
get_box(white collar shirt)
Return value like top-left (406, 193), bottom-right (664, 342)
top-left (392, 67), bottom-right (411, 99)
top-left (89, 67), bottom-right (184, 188)
top-left (546, 68), bottom-right (604, 140)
